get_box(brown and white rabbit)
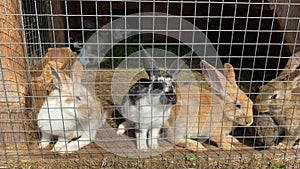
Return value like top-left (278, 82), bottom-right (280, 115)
top-left (37, 61), bottom-right (106, 153)
top-left (254, 54), bottom-right (300, 149)
top-left (166, 60), bottom-right (254, 150)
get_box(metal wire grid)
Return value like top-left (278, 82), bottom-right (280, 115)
top-left (22, 0), bottom-right (51, 66)
top-left (0, 0), bottom-right (299, 168)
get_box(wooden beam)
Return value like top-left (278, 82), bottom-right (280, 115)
top-left (49, 1), bottom-right (65, 47)
top-left (268, 0), bottom-right (300, 53)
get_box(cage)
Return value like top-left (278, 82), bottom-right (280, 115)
top-left (0, 0), bottom-right (300, 168)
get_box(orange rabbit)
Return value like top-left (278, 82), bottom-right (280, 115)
top-left (166, 60), bottom-right (253, 150)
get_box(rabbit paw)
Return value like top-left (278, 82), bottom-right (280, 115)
top-left (39, 142), bottom-right (50, 149)
top-left (276, 142), bottom-right (290, 149)
top-left (220, 143), bottom-right (235, 150)
top-left (177, 139), bottom-right (207, 151)
top-left (116, 122), bottom-right (128, 135)
top-left (58, 142), bottom-right (80, 153)
top-left (116, 128), bottom-right (125, 135)
top-left (137, 141), bottom-right (148, 150)
top-left (149, 142), bottom-right (159, 149)
top-left (137, 145), bottom-right (148, 150)
top-left (39, 132), bottom-right (51, 149)
top-left (231, 137), bottom-right (240, 143)
top-left (293, 144), bottom-right (299, 149)
top-left (52, 142), bottom-right (66, 152)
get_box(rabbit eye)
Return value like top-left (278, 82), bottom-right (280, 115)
top-left (271, 94), bottom-right (277, 100)
top-left (235, 100), bottom-right (241, 109)
top-left (75, 96), bottom-right (81, 101)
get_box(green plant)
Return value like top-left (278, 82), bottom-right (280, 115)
top-left (274, 164), bottom-right (286, 169)
top-left (186, 156), bottom-right (197, 162)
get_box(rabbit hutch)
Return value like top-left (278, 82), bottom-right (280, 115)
top-left (0, 0), bottom-right (300, 168)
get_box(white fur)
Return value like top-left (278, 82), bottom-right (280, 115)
top-left (38, 88), bottom-right (100, 152)
top-left (37, 67), bottom-right (106, 153)
top-left (115, 47), bottom-right (181, 150)
top-left (117, 95), bottom-right (172, 150)
top-left (38, 90), bottom-right (81, 137)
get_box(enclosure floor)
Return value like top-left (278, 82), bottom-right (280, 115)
top-left (2, 105), bottom-right (298, 168)
top-left (1, 141), bottom-right (300, 168)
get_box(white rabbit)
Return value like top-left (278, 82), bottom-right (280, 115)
top-left (116, 47), bottom-right (187, 150)
top-left (37, 61), bottom-right (106, 153)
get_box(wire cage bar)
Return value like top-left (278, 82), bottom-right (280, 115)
top-left (0, 0), bottom-right (299, 168)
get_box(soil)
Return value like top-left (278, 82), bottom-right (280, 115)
top-left (4, 144), bottom-right (300, 169)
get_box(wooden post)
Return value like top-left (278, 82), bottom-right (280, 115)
top-left (48, 1), bottom-right (65, 47)
top-left (0, 0), bottom-right (33, 150)
top-left (268, 0), bottom-right (300, 53)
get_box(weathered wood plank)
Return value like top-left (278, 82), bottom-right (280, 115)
top-left (0, 0), bottom-right (31, 149)
top-left (268, 0), bottom-right (300, 53)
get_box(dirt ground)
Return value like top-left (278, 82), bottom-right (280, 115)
top-left (3, 144), bottom-right (300, 169)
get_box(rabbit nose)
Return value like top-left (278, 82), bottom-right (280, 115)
top-left (159, 93), bottom-right (177, 105)
top-left (245, 117), bottom-right (254, 126)
top-left (253, 103), bottom-right (269, 113)
top-left (164, 86), bottom-right (174, 92)
top-left (170, 95), bottom-right (177, 104)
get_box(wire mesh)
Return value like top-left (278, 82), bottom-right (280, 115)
top-left (0, 0), bottom-right (300, 168)
top-left (22, 0), bottom-right (51, 66)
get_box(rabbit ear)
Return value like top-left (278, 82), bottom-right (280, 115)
top-left (140, 46), bottom-right (161, 80)
top-left (200, 60), bottom-right (227, 94)
top-left (50, 66), bottom-right (62, 88)
top-left (279, 51), bottom-right (300, 77)
top-left (71, 60), bottom-right (83, 84)
top-left (286, 70), bottom-right (300, 88)
top-left (166, 52), bottom-right (191, 78)
top-left (223, 63), bottom-right (237, 84)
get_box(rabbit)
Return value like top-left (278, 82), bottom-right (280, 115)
top-left (116, 47), bottom-right (187, 150)
top-left (37, 61), bottom-right (106, 153)
top-left (254, 71), bottom-right (300, 149)
top-left (247, 111), bottom-right (283, 147)
top-left (72, 18), bottom-right (132, 67)
top-left (165, 60), bottom-right (254, 151)
top-left (71, 32), bottom-right (108, 67)
top-left (254, 52), bottom-right (300, 149)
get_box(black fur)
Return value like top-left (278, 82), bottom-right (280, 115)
top-left (69, 37), bottom-right (83, 54)
top-left (146, 70), bottom-right (161, 80)
top-left (124, 76), bottom-right (177, 106)
top-left (160, 92), bottom-right (177, 105)
top-left (125, 78), bottom-right (152, 105)
top-left (151, 82), bottom-right (164, 93)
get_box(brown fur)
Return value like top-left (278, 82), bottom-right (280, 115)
top-left (254, 70), bottom-right (300, 149)
top-left (39, 60), bottom-right (106, 152)
top-left (254, 52), bottom-right (300, 149)
top-left (166, 62), bottom-right (253, 151)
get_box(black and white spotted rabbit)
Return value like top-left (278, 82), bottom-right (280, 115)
top-left (116, 47), bottom-right (187, 150)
